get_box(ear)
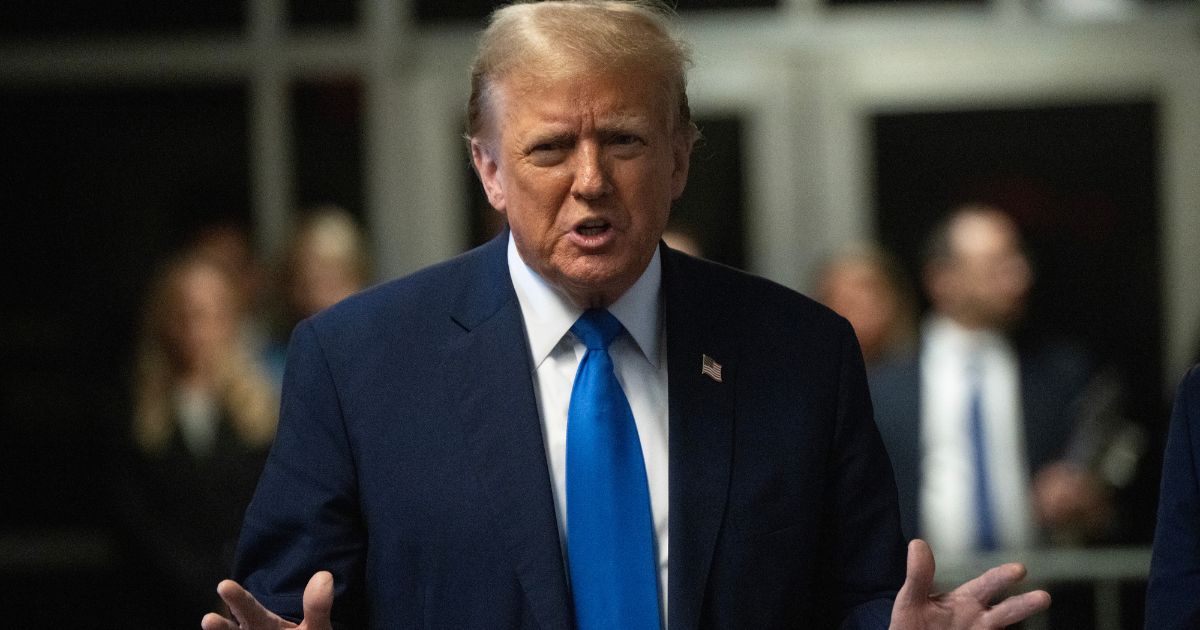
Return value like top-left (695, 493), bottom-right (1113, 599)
top-left (669, 130), bottom-right (693, 201)
top-left (471, 138), bottom-right (507, 214)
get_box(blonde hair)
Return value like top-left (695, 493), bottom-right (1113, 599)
top-left (285, 206), bottom-right (371, 285)
top-left (467, 0), bottom-right (698, 144)
top-left (132, 255), bottom-right (278, 454)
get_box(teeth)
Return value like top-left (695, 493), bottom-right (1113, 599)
top-left (576, 220), bottom-right (609, 236)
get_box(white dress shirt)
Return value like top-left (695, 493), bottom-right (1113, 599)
top-left (174, 386), bottom-right (219, 456)
top-left (919, 315), bottom-right (1035, 555)
top-left (507, 235), bottom-right (670, 623)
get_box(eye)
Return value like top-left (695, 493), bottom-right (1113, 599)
top-left (606, 132), bottom-right (645, 158)
top-left (525, 138), bottom-right (572, 166)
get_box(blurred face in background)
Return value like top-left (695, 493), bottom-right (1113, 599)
top-left (288, 239), bottom-right (363, 319)
top-left (470, 65), bottom-right (691, 308)
top-left (927, 210), bottom-right (1033, 331)
top-left (191, 224), bottom-right (264, 316)
top-left (164, 262), bottom-right (239, 375)
top-left (819, 258), bottom-right (901, 363)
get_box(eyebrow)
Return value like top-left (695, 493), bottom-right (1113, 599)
top-left (524, 131), bottom-right (576, 149)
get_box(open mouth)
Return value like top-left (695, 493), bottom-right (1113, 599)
top-left (575, 219), bottom-right (611, 236)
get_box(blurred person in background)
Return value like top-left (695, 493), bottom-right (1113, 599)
top-left (190, 220), bottom-right (272, 350)
top-left (871, 203), bottom-right (1119, 556)
top-left (190, 221), bottom-right (268, 318)
top-left (815, 243), bottom-right (917, 368)
top-left (263, 206), bottom-right (371, 384)
top-left (113, 253), bottom-right (278, 628)
top-left (1146, 363), bottom-right (1200, 628)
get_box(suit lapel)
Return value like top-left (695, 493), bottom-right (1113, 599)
top-left (662, 248), bottom-right (736, 630)
top-left (441, 235), bottom-right (572, 630)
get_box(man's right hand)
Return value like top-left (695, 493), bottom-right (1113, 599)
top-left (201, 571), bottom-right (334, 630)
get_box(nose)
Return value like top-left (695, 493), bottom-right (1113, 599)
top-left (571, 141), bottom-right (611, 200)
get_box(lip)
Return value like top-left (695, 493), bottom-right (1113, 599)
top-left (565, 218), bottom-right (618, 250)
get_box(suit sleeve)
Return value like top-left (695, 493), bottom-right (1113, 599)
top-left (825, 320), bottom-right (907, 628)
top-left (1146, 365), bottom-right (1200, 629)
top-left (232, 319), bottom-right (368, 626)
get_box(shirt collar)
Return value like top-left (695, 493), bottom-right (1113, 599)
top-left (507, 233), bottom-right (663, 370)
top-left (924, 314), bottom-right (1008, 357)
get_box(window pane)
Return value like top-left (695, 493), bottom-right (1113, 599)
top-left (290, 0), bottom-right (358, 27)
top-left (0, 0), bottom-right (243, 37)
top-left (292, 79), bottom-right (366, 222)
top-left (671, 116), bottom-right (747, 268)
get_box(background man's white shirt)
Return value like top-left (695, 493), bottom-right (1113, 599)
top-left (919, 315), bottom-right (1035, 554)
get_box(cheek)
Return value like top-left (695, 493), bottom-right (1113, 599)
top-left (506, 173), bottom-right (571, 224)
top-left (620, 169), bottom-right (674, 222)
top-left (638, 193), bottom-right (673, 239)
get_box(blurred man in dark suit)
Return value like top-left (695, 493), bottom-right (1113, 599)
top-left (872, 204), bottom-right (1113, 555)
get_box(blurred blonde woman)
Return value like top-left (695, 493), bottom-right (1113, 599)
top-left (118, 253), bottom-right (277, 627)
top-left (263, 207), bottom-right (371, 384)
top-left (133, 254), bottom-right (276, 454)
top-left (280, 206), bottom-right (370, 325)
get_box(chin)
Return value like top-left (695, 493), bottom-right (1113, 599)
top-left (554, 268), bottom-right (627, 306)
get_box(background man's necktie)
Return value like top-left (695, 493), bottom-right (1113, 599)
top-left (566, 309), bottom-right (661, 630)
top-left (968, 353), bottom-right (998, 551)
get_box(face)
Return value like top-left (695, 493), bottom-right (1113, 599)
top-left (820, 260), bottom-right (898, 360)
top-left (290, 245), bottom-right (362, 319)
top-left (930, 212), bottom-right (1032, 330)
top-left (471, 68), bottom-right (692, 308)
top-left (165, 264), bottom-right (239, 372)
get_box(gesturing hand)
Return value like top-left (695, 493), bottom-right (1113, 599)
top-left (201, 571), bottom-right (335, 630)
top-left (890, 540), bottom-right (1051, 629)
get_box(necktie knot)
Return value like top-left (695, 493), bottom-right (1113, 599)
top-left (571, 309), bottom-right (623, 351)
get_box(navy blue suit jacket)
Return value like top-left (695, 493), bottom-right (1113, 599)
top-left (868, 338), bottom-right (1092, 540)
top-left (233, 234), bottom-right (905, 629)
top-left (1146, 364), bottom-right (1200, 628)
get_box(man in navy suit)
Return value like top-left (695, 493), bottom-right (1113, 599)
top-left (1147, 364), bottom-right (1200, 627)
top-left (201, 3), bottom-right (1050, 629)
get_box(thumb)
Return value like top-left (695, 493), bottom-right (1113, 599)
top-left (895, 539), bottom-right (935, 609)
top-left (301, 571), bottom-right (335, 629)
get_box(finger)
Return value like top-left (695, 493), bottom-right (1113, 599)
top-left (954, 562), bottom-right (1028, 604)
top-left (895, 539), bottom-right (935, 608)
top-left (217, 579), bottom-right (278, 628)
top-left (301, 571), bottom-right (335, 629)
top-left (982, 589), bottom-right (1052, 627)
top-left (200, 612), bottom-right (240, 630)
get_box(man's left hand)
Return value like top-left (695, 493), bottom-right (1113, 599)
top-left (889, 539), bottom-right (1051, 629)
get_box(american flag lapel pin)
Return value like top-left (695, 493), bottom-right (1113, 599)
top-left (701, 354), bottom-right (723, 383)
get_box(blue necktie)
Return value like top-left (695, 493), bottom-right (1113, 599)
top-left (566, 309), bottom-right (661, 630)
top-left (968, 355), bottom-right (998, 551)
